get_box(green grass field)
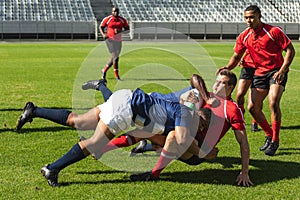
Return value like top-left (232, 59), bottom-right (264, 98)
top-left (0, 41), bottom-right (299, 199)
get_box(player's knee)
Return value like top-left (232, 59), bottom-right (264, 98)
top-left (269, 100), bottom-right (280, 112)
top-left (248, 104), bottom-right (256, 114)
top-left (165, 131), bottom-right (177, 144)
top-left (66, 112), bottom-right (76, 128)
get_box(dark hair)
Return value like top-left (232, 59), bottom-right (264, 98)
top-left (112, 7), bottom-right (119, 13)
top-left (245, 5), bottom-right (261, 15)
top-left (219, 69), bottom-right (237, 88)
top-left (197, 107), bottom-right (212, 130)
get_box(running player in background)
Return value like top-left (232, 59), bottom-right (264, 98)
top-left (100, 7), bottom-right (129, 80)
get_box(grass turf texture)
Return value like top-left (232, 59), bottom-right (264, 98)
top-left (0, 41), bottom-right (299, 199)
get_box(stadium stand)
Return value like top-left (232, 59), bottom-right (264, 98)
top-left (0, 0), bottom-right (96, 39)
top-left (0, 0), bottom-right (299, 40)
top-left (1, 0), bottom-right (94, 22)
top-left (90, 0), bottom-right (112, 21)
top-left (111, 0), bottom-right (300, 23)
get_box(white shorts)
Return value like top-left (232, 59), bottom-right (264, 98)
top-left (98, 89), bottom-right (133, 135)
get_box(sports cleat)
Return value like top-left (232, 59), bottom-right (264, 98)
top-left (251, 122), bottom-right (259, 132)
top-left (259, 136), bottom-right (272, 151)
top-left (81, 79), bottom-right (107, 90)
top-left (40, 165), bottom-right (60, 187)
top-left (15, 102), bottom-right (36, 131)
top-left (130, 140), bottom-right (148, 156)
top-left (264, 141), bottom-right (279, 156)
top-left (130, 171), bottom-right (159, 181)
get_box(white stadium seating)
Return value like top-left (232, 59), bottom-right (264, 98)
top-left (0, 0), bottom-right (299, 39)
top-left (112, 0), bottom-right (299, 23)
top-left (0, 0), bottom-right (298, 23)
top-left (0, 0), bottom-right (94, 22)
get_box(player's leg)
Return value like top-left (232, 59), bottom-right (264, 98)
top-left (102, 40), bottom-right (114, 79)
top-left (15, 102), bottom-right (101, 131)
top-left (264, 80), bottom-right (285, 156)
top-left (236, 78), bottom-right (252, 113)
top-left (41, 119), bottom-right (114, 187)
top-left (112, 41), bottom-right (121, 80)
top-left (82, 79), bottom-right (112, 101)
top-left (16, 102), bottom-right (71, 131)
top-left (248, 87), bottom-right (272, 151)
top-left (130, 131), bottom-right (178, 181)
top-left (130, 134), bottom-right (165, 155)
top-left (41, 90), bottom-right (135, 186)
top-left (67, 107), bottom-right (100, 130)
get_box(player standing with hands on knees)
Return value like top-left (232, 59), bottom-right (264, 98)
top-left (100, 7), bottom-right (129, 81)
top-left (218, 5), bottom-right (295, 156)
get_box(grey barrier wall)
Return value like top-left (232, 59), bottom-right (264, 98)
top-left (1, 21), bottom-right (299, 40)
top-left (0, 21), bottom-right (95, 40)
top-left (131, 22), bottom-right (300, 40)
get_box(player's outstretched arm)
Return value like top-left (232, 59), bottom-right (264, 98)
top-left (190, 74), bottom-right (210, 102)
top-left (216, 52), bottom-right (243, 74)
top-left (234, 129), bottom-right (254, 187)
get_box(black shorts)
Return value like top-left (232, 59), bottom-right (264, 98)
top-left (239, 67), bottom-right (255, 80)
top-left (251, 70), bottom-right (288, 89)
top-left (106, 39), bottom-right (122, 55)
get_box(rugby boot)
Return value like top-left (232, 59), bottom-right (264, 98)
top-left (40, 165), bottom-right (60, 187)
top-left (130, 171), bottom-right (159, 181)
top-left (130, 140), bottom-right (148, 156)
top-left (15, 102), bottom-right (36, 131)
top-left (81, 79), bottom-right (107, 90)
top-left (264, 141), bottom-right (279, 156)
top-left (259, 136), bottom-right (272, 151)
top-left (251, 122), bottom-right (259, 132)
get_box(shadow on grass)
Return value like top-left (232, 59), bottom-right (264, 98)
top-left (0, 107), bottom-right (73, 112)
top-left (281, 125), bottom-right (300, 130)
top-left (62, 156), bottom-right (300, 186)
top-left (107, 77), bottom-right (189, 81)
top-left (0, 126), bottom-right (73, 134)
top-left (162, 156), bottom-right (300, 186)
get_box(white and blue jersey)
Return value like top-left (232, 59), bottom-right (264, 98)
top-left (99, 88), bottom-right (198, 136)
top-left (131, 88), bottom-right (196, 135)
top-left (149, 87), bottom-right (192, 102)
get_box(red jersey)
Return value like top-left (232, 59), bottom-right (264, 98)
top-left (234, 23), bottom-right (291, 76)
top-left (100, 15), bottom-right (129, 41)
top-left (196, 93), bottom-right (245, 148)
top-left (240, 50), bottom-right (255, 69)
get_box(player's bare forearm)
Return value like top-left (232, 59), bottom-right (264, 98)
top-left (217, 53), bottom-right (242, 74)
top-left (190, 74), bottom-right (209, 101)
top-left (234, 129), bottom-right (253, 186)
top-left (279, 43), bottom-right (295, 74)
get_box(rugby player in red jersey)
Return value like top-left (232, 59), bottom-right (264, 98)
top-left (131, 70), bottom-right (253, 187)
top-left (218, 5), bottom-right (295, 156)
top-left (100, 7), bottom-right (129, 80)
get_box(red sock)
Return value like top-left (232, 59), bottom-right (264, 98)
top-left (258, 120), bottom-right (273, 137)
top-left (101, 134), bottom-right (136, 154)
top-left (103, 65), bottom-right (110, 73)
top-left (272, 121), bottom-right (281, 143)
top-left (151, 149), bottom-right (177, 178)
top-left (114, 68), bottom-right (119, 78)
